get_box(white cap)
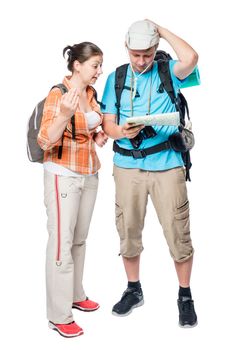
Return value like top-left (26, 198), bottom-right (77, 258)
top-left (125, 20), bottom-right (160, 50)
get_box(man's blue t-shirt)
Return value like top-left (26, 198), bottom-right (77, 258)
top-left (101, 60), bottom-right (185, 171)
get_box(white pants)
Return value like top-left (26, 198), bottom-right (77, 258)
top-left (44, 170), bottom-right (98, 324)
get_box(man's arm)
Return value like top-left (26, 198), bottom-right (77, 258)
top-left (145, 20), bottom-right (198, 80)
top-left (157, 25), bottom-right (199, 80)
top-left (102, 114), bottom-right (144, 140)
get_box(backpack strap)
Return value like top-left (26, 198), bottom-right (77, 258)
top-left (157, 60), bottom-right (187, 121)
top-left (157, 61), bottom-right (192, 181)
top-left (115, 64), bottom-right (129, 124)
top-left (155, 50), bottom-right (173, 61)
top-left (182, 151), bottom-right (192, 181)
top-left (113, 140), bottom-right (170, 158)
top-left (52, 83), bottom-right (68, 94)
top-left (89, 85), bottom-right (98, 102)
top-left (157, 60), bottom-right (176, 104)
top-left (114, 64), bottom-right (156, 148)
top-left (178, 92), bottom-right (190, 121)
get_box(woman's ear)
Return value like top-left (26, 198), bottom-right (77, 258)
top-left (73, 60), bottom-right (81, 73)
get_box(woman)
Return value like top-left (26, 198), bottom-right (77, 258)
top-left (37, 42), bottom-right (107, 338)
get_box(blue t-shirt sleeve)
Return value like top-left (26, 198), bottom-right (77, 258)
top-left (101, 72), bottom-right (117, 115)
top-left (169, 60), bottom-right (188, 91)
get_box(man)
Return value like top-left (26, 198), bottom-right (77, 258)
top-left (101, 19), bottom-right (198, 327)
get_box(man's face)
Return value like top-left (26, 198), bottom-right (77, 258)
top-left (127, 46), bottom-right (157, 73)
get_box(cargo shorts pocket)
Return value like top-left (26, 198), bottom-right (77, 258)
top-left (115, 203), bottom-right (125, 239)
top-left (174, 200), bottom-right (190, 241)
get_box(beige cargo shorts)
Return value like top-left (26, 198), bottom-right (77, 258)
top-left (113, 165), bottom-right (194, 262)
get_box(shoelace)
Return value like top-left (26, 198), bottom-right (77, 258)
top-left (120, 288), bottom-right (141, 304)
top-left (181, 299), bottom-right (194, 314)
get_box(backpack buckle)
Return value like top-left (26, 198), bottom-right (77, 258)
top-left (131, 149), bottom-right (146, 159)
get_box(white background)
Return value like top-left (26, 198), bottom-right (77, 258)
top-left (1, 0), bottom-right (234, 349)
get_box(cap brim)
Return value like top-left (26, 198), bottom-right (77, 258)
top-left (126, 33), bottom-right (158, 50)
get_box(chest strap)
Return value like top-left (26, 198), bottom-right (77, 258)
top-left (113, 140), bottom-right (171, 159)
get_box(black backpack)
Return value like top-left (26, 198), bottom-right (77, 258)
top-left (113, 50), bottom-right (193, 181)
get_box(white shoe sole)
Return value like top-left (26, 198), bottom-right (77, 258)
top-left (179, 321), bottom-right (198, 328)
top-left (72, 304), bottom-right (100, 312)
top-left (48, 321), bottom-right (84, 338)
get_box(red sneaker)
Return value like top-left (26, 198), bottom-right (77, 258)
top-left (73, 297), bottom-right (100, 312)
top-left (48, 321), bottom-right (84, 338)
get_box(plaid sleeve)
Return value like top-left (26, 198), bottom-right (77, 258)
top-left (37, 88), bottom-right (63, 151)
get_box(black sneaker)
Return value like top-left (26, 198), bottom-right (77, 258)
top-left (177, 296), bottom-right (198, 327)
top-left (112, 287), bottom-right (144, 316)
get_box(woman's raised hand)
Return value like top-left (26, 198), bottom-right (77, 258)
top-left (60, 88), bottom-right (80, 120)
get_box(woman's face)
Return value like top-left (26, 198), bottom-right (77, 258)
top-left (77, 55), bottom-right (103, 85)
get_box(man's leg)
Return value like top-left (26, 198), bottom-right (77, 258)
top-left (112, 166), bottom-right (147, 316)
top-left (174, 256), bottom-right (193, 287)
top-left (175, 256), bottom-right (197, 328)
top-left (148, 167), bottom-right (197, 327)
top-left (113, 255), bottom-right (144, 316)
top-left (122, 255), bottom-right (140, 282)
